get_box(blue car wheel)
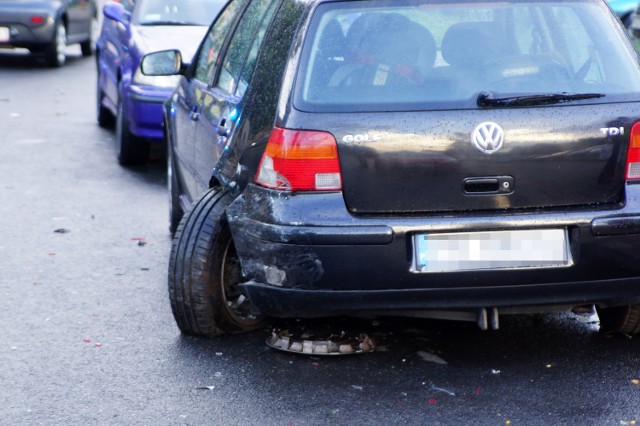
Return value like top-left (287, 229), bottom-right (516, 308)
top-left (116, 87), bottom-right (149, 165)
top-left (96, 65), bottom-right (115, 128)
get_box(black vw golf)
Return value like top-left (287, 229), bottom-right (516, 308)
top-left (142, 0), bottom-right (640, 337)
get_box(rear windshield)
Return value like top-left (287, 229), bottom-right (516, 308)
top-left (294, 0), bottom-right (640, 112)
top-left (134, 0), bottom-right (225, 26)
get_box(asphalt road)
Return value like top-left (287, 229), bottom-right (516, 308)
top-left (1, 48), bottom-right (640, 426)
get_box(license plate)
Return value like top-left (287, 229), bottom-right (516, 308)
top-left (0, 27), bottom-right (9, 43)
top-left (413, 229), bottom-right (572, 273)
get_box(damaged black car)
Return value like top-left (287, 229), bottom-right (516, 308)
top-left (142, 0), bottom-right (640, 336)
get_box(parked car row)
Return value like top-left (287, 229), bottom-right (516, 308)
top-left (133, 0), bottom-right (640, 338)
top-left (95, 0), bottom-right (225, 164)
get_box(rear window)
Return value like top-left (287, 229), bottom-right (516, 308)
top-left (134, 0), bottom-right (226, 26)
top-left (294, 0), bottom-right (640, 112)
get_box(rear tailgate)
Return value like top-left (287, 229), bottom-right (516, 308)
top-left (302, 104), bottom-right (632, 214)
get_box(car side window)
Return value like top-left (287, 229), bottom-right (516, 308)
top-left (216, 0), bottom-right (278, 95)
top-left (234, 1), bottom-right (279, 97)
top-left (193, 0), bottom-right (248, 84)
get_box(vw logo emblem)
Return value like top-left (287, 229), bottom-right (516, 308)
top-left (471, 122), bottom-right (504, 154)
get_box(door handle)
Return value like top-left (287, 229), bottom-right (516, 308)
top-left (216, 118), bottom-right (231, 137)
top-left (189, 105), bottom-right (200, 121)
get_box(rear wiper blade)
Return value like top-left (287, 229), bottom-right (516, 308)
top-left (477, 91), bottom-right (605, 107)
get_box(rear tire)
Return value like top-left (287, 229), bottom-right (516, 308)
top-left (597, 304), bottom-right (640, 335)
top-left (168, 188), bottom-right (267, 337)
top-left (45, 21), bottom-right (66, 67)
top-left (80, 17), bottom-right (98, 57)
top-left (116, 91), bottom-right (149, 165)
top-left (97, 67), bottom-right (115, 128)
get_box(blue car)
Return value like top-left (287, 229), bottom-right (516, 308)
top-left (607, 0), bottom-right (638, 26)
top-left (95, 0), bottom-right (224, 165)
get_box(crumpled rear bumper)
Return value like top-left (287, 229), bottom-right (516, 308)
top-left (239, 278), bottom-right (640, 318)
top-left (227, 184), bottom-right (640, 318)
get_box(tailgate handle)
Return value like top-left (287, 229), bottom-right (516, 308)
top-left (464, 176), bottom-right (514, 194)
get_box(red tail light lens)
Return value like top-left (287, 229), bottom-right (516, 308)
top-left (30, 16), bottom-right (45, 25)
top-left (627, 122), bottom-right (640, 180)
top-left (255, 127), bottom-right (342, 191)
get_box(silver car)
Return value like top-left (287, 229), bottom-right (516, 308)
top-left (0, 0), bottom-right (98, 67)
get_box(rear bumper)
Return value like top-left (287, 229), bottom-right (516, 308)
top-left (0, 23), bottom-right (55, 49)
top-left (0, 8), bottom-right (57, 48)
top-left (240, 278), bottom-right (640, 318)
top-left (227, 184), bottom-right (640, 318)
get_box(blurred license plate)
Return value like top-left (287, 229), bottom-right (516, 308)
top-left (413, 229), bottom-right (572, 273)
top-left (0, 27), bottom-right (9, 43)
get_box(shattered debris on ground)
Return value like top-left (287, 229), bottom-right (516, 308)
top-left (266, 329), bottom-right (376, 355)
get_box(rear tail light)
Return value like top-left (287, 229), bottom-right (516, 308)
top-left (255, 127), bottom-right (342, 191)
top-left (30, 16), bottom-right (45, 25)
top-left (627, 122), bottom-right (640, 180)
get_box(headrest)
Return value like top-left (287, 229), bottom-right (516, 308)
top-left (441, 22), bottom-right (503, 67)
top-left (347, 13), bottom-right (436, 72)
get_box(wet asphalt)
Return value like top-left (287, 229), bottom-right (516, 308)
top-left (1, 48), bottom-right (640, 426)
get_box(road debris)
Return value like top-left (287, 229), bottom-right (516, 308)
top-left (491, 369), bottom-right (501, 375)
top-left (430, 385), bottom-right (455, 396)
top-left (631, 379), bottom-right (640, 385)
top-left (54, 228), bottom-right (70, 234)
top-left (196, 386), bottom-right (215, 390)
top-left (266, 329), bottom-right (375, 355)
top-left (417, 350), bottom-right (447, 365)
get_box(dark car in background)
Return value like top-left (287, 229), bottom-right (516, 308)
top-left (95, 0), bottom-right (224, 165)
top-left (144, 0), bottom-right (640, 338)
top-left (0, 0), bottom-right (98, 67)
top-left (607, 0), bottom-right (639, 27)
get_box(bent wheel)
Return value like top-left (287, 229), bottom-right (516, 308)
top-left (597, 304), bottom-right (640, 335)
top-left (168, 188), bottom-right (266, 336)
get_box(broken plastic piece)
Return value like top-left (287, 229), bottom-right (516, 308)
top-left (266, 329), bottom-right (375, 356)
top-left (417, 350), bottom-right (448, 365)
